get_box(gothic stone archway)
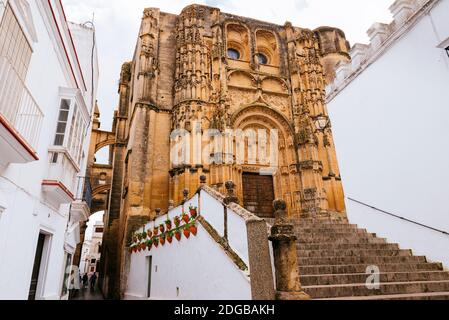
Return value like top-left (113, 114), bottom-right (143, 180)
top-left (230, 104), bottom-right (302, 217)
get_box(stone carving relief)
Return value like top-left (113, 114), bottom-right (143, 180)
top-left (228, 88), bottom-right (256, 111)
top-left (262, 94), bottom-right (290, 116)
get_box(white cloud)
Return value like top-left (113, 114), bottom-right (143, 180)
top-left (62, 0), bottom-right (394, 132)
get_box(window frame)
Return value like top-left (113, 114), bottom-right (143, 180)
top-left (227, 48), bottom-right (241, 60)
top-left (54, 98), bottom-right (72, 147)
top-left (256, 53), bottom-right (269, 65)
top-left (0, 3), bottom-right (33, 81)
top-left (52, 88), bottom-right (90, 167)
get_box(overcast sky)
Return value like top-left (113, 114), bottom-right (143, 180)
top-left (62, 0), bottom-right (394, 133)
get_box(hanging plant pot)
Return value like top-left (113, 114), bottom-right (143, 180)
top-left (174, 216), bottom-right (181, 228)
top-left (142, 232), bottom-right (148, 240)
top-left (133, 236), bottom-right (138, 243)
top-left (182, 213), bottom-right (190, 224)
top-left (133, 247), bottom-right (138, 253)
top-left (167, 232), bottom-right (173, 244)
top-left (153, 238), bottom-right (159, 248)
top-left (147, 230), bottom-right (153, 238)
top-left (183, 227), bottom-right (191, 239)
top-left (175, 231), bottom-right (182, 242)
top-left (137, 234), bottom-right (142, 241)
top-left (189, 223), bottom-right (198, 237)
top-left (159, 224), bottom-right (165, 233)
top-left (138, 246), bottom-right (142, 252)
top-left (153, 227), bottom-right (159, 236)
top-left (160, 235), bottom-right (166, 246)
top-left (141, 243), bottom-right (147, 250)
top-left (147, 240), bottom-right (153, 251)
top-left (165, 220), bottom-right (172, 231)
top-left (189, 207), bottom-right (198, 218)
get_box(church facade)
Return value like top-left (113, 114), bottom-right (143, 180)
top-left (99, 4), bottom-right (350, 299)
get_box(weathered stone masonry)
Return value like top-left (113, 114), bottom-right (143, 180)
top-left (95, 4), bottom-right (350, 299)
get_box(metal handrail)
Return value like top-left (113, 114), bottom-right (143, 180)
top-left (347, 197), bottom-right (449, 237)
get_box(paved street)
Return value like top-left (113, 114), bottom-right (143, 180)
top-left (71, 288), bottom-right (104, 300)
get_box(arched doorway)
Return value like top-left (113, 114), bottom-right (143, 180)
top-left (231, 104), bottom-right (301, 217)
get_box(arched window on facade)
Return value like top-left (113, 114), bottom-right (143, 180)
top-left (255, 30), bottom-right (279, 67)
top-left (226, 23), bottom-right (251, 62)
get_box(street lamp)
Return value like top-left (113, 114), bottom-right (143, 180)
top-left (314, 115), bottom-right (335, 177)
top-left (314, 115), bottom-right (329, 131)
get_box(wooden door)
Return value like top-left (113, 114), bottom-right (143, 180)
top-left (242, 173), bottom-right (275, 218)
top-left (28, 233), bottom-right (46, 300)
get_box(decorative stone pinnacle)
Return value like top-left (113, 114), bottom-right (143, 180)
top-left (155, 208), bottom-right (161, 216)
top-left (200, 175), bottom-right (207, 185)
top-left (183, 189), bottom-right (189, 200)
top-left (273, 199), bottom-right (288, 223)
top-left (224, 180), bottom-right (239, 205)
top-left (225, 180), bottom-right (235, 191)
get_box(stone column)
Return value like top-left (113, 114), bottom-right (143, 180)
top-left (269, 199), bottom-right (310, 300)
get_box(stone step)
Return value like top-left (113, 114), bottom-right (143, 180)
top-left (297, 232), bottom-right (377, 241)
top-left (298, 248), bottom-right (413, 258)
top-left (294, 221), bottom-right (358, 226)
top-left (297, 237), bottom-right (388, 245)
top-left (300, 271), bottom-right (449, 287)
top-left (295, 229), bottom-right (377, 238)
top-left (299, 262), bottom-right (444, 275)
top-left (298, 255), bottom-right (427, 266)
top-left (298, 242), bottom-right (400, 251)
top-left (295, 226), bottom-right (365, 233)
top-left (317, 292), bottom-right (449, 300)
top-left (303, 280), bottom-right (449, 299)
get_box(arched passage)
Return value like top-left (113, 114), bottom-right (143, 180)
top-left (95, 139), bottom-right (115, 154)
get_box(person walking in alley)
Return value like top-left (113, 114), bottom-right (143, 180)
top-left (82, 274), bottom-right (89, 289)
top-left (89, 272), bottom-right (97, 291)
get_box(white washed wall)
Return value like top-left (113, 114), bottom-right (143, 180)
top-left (227, 208), bottom-right (250, 266)
top-left (328, 0), bottom-right (449, 268)
top-left (200, 192), bottom-right (225, 236)
top-left (124, 190), bottom-right (253, 300)
top-left (0, 0), bottom-right (97, 299)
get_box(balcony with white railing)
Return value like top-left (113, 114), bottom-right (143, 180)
top-left (0, 55), bottom-right (44, 166)
top-left (70, 176), bottom-right (93, 223)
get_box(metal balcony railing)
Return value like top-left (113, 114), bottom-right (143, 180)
top-left (75, 176), bottom-right (93, 208)
top-left (0, 55), bottom-right (44, 150)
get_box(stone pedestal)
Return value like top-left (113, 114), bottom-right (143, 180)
top-left (269, 200), bottom-right (310, 300)
top-left (224, 181), bottom-right (239, 205)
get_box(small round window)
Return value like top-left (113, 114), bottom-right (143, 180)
top-left (256, 53), bottom-right (268, 65)
top-left (227, 48), bottom-right (240, 60)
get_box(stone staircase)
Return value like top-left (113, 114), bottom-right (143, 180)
top-left (295, 219), bottom-right (449, 300)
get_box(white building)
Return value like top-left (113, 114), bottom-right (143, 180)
top-left (79, 220), bottom-right (103, 276)
top-left (327, 0), bottom-right (449, 267)
top-left (0, 0), bottom-right (98, 300)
